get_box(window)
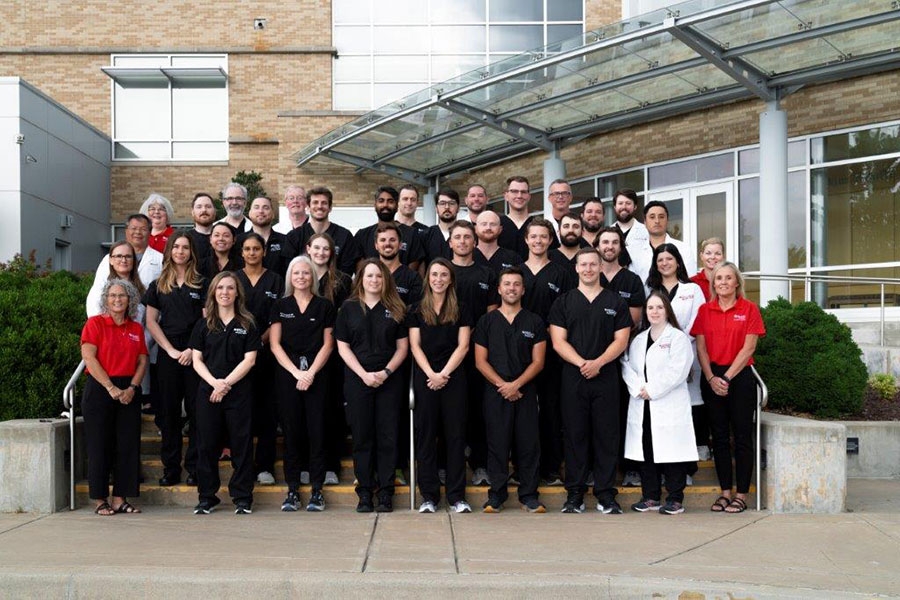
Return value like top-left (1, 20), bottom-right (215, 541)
top-left (104, 55), bottom-right (228, 161)
top-left (333, 0), bottom-right (584, 111)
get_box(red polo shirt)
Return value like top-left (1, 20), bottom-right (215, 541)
top-left (81, 315), bottom-right (148, 377)
top-left (690, 270), bottom-right (712, 302)
top-left (690, 296), bottom-right (765, 366)
top-left (148, 225), bottom-right (174, 254)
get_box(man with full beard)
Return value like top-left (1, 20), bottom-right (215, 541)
top-left (218, 182), bottom-right (250, 235)
top-left (354, 185), bottom-right (425, 271)
top-left (548, 212), bottom-right (587, 271)
top-left (474, 210), bottom-right (523, 276)
top-left (580, 197), bottom-right (605, 248)
top-left (422, 189), bottom-right (460, 264)
top-left (187, 192), bottom-right (216, 260)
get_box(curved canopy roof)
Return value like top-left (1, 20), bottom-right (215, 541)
top-left (296, 0), bottom-right (900, 185)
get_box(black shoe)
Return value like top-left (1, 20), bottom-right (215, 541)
top-left (185, 473), bottom-right (197, 486)
top-left (482, 495), bottom-right (503, 513)
top-left (158, 474), bottom-right (180, 487)
top-left (561, 494), bottom-right (585, 514)
top-left (193, 497), bottom-right (220, 514)
top-left (375, 495), bottom-right (393, 513)
top-left (597, 499), bottom-right (623, 514)
top-left (356, 499), bottom-right (374, 513)
top-left (234, 502), bottom-right (253, 515)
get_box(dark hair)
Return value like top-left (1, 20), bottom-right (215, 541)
top-left (505, 175), bottom-right (529, 188)
top-left (192, 192), bottom-right (214, 207)
top-left (643, 290), bottom-right (682, 331)
top-left (399, 184), bottom-right (419, 198)
top-left (375, 220), bottom-right (401, 239)
top-left (498, 266), bottom-right (524, 284)
top-left (449, 219), bottom-right (475, 236)
top-left (646, 243), bottom-right (691, 290)
top-left (643, 200), bottom-right (668, 217)
top-left (614, 189), bottom-right (640, 204)
top-left (597, 226), bottom-right (625, 245)
top-left (524, 217), bottom-right (554, 237)
top-left (437, 189), bottom-right (460, 203)
top-left (467, 184), bottom-right (486, 195)
top-left (375, 185), bottom-right (399, 201)
top-left (241, 232), bottom-right (267, 251)
top-left (308, 186), bottom-right (333, 207)
top-left (582, 197), bottom-right (604, 211)
top-left (420, 258), bottom-right (460, 326)
top-left (560, 210), bottom-right (582, 225)
top-left (575, 247), bottom-right (601, 263)
top-left (126, 213), bottom-right (150, 228)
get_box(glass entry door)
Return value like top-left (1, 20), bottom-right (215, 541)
top-left (648, 182), bottom-right (733, 262)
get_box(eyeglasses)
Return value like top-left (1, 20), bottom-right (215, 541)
top-left (223, 196), bottom-right (246, 202)
top-left (549, 191), bottom-right (572, 198)
top-left (126, 227), bottom-right (149, 233)
top-left (436, 200), bottom-right (458, 207)
top-left (111, 254), bottom-right (134, 261)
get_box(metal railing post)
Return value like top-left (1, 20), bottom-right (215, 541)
top-left (408, 375), bottom-right (416, 512)
top-left (750, 365), bottom-right (768, 512)
top-left (62, 360), bottom-right (86, 511)
top-left (881, 283), bottom-right (886, 346)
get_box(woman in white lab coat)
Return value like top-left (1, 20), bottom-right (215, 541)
top-left (622, 291), bottom-right (698, 515)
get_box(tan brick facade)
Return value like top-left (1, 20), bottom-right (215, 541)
top-left (2, 1), bottom-right (897, 223)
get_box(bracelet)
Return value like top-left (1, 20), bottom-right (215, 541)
top-left (130, 384), bottom-right (141, 392)
top-left (721, 374), bottom-right (731, 383)
top-left (384, 367), bottom-right (393, 377)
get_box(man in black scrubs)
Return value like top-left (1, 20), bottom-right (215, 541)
top-left (580, 197), bottom-right (605, 249)
top-left (496, 176), bottom-right (560, 259)
top-left (464, 184), bottom-right (488, 224)
top-left (474, 267), bottom-right (547, 513)
top-left (549, 248), bottom-right (632, 514)
top-left (218, 182), bottom-right (250, 235)
top-left (421, 189), bottom-right (459, 265)
top-left (396, 184), bottom-right (431, 237)
top-left (474, 210), bottom-right (523, 276)
top-left (242, 196), bottom-right (287, 274)
top-left (597, 226), bottom-right (645, 487)
top-left (450, 220), bottom-right (499, 486)
top-left (548, 211), bottom-right (586, 271)
top-left (521, 218), bottom-right (576, 486)
top-left (281, 186), bottom-right (361, 278)
top-left (354, 186), bottom-right (425, 271)
top-left (187, 192), bottom-right (215, 261)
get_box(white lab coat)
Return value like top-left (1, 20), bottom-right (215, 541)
top-left (628, 235), bottom-right (697, 294)
top-left (621, 324), bottom-right (699, 463)
top-left (667, 281), bottom-right (705, 407)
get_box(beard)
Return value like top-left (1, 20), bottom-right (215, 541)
top-left (377, 208), bottom-right (396, 222)
top-left (226, 206), bottom-right (244, 219)
top-left (561, 233), bottom-right (581, 248)
top-left (583, 221), bottom-right (602, 233)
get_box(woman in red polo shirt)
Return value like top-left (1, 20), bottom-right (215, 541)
top-left (81, 279), bottom-right (149, 515)
top-left (141, 193), bottom-right (175, 254)
top-left (691, 262), bottom-right (765, 514)
top-left (690, 237), bottom-right (725, 302)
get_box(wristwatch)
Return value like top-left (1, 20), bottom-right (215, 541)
top-left (384, 367), bottom-right (393, 377)
top-left (130, 384), bottom-right (141, 392)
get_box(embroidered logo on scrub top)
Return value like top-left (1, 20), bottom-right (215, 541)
top-left (384, 309), bottom-right (393, 319)
top-left (265, 291), bottom-right (278, 299)
top-left (733, 314), bottom-right (747, 321)
top-left (269, 243), bottom-right (281, 252)
top-left (397, 286), bottom-right (409, 295)
top-left (400, 242), bottom-right (408, 251)
top-left (620, 291), bottom-right (631, 299)
top-left (659, 342), bottom-right (671, 349)
top-left (234, 328), bottom-right (248, 335)
top-left (478, 282), bottom-right (489, 290)
top-left (547, 283), bottom-right (560, 293)
top-left (604, 308), bottom-right (617, 316)
top-left (189, 292), bottom-right (201, 300)
top-left (678, 293), bottom-right (694, 301)
top-left (335, 245), bottom-right (342, 253)
top-left (279, 312), bottom-right (295, 319)
top-left (521, 330), bottom-right (535, 339)
top-left (502, 262), bottom-right (514, 269)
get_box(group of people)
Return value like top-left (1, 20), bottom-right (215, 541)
top-left (80, 177), bottom-right (764, 517)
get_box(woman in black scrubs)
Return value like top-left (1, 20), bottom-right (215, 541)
top-left (335, 259), bottom-right (409, 513)
top-left (408, 258), bottom-right (472, 514)
top-left (190, 271), bottom-right (261, 515)
top-left (236, 233), bottom-right (284, 487)
top-left (308, 232), bottom-right (352, 484)
top-left (144, 232), bottom-right (206, 486)
top-left (270, 255), bottom-right (335, 512)
top-left (200, 222), bottom-right (241, 281)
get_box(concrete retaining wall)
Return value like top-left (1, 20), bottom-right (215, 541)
top-left (761, 412), bottom-right (846, 514)
top-left (0, 419), bottom-right (82, 513)
top-left (841, 421), bottom-right (900, 478)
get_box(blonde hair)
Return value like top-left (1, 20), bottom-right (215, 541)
top-left (709, 261), bottom-right (745, 301)
top-left (284, 255), bottom-right (319, 297)
top-left (157, 231), bottom-right (204, 294)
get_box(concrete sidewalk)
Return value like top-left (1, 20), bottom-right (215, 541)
top-left (1, 479), bottom-right (898, 599)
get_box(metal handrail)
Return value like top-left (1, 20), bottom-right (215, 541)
top-left (408, 374), bottom-right (416, 512)
top-left (61, 360), bottom-right (86, 511)
top-left (744, 272), bottom-right (900, 346)
top-left (750, 365), bottom-right (768, 512)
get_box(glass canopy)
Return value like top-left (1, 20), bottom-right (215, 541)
top-left (296, 0), bottom-right (900, 185)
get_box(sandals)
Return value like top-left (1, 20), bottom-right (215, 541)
top-left (710, 496), bottom-right (730, 512)
top-left (724, 497), bottom-right (747, 513)
top-left (113, 501), bottom-right (141, 514)
top-left (94, 501), bottom-right (114, 516)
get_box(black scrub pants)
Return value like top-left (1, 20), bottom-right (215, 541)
top-left (324, 354), bottom-right (348, 474)
top-left (395, 356), bottom-right (413, 472)
top-left (639, 400), bottom-right (687, 504)
top-left (156, 334), bottom-right (198, 480)
top-left (345, 369), bottom-right (402, 500)
top-left (251, 346), bottom-right (277, 476)
top-left (483, 384), bottom-right (540, 504)
top-left (617, 362), bottom-right (639, 475)
top-left (464, 353), bottom-right (488, 471)
top-left (276, 365), bottom-right (327, 491)
top-left (195, 380), bottom-right (254, 506)
top-left (536, 349), bottom-right (564, 479)
top-left (560, 367), bottom-right (620, 504)
top-left (414, 366), bottom-right (467, 505)
top-left (83, 375), bottom-right (141, 500)
top-left (702, 364), bottom-right (756, 494)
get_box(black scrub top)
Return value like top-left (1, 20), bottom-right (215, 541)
top-left (548, 248), bottom-right (577, 272)
top-left (600, 268), bottom-right (646, 312)
top-left (143, 278), bottom-right (208, 338)
top-left (186, 229), bottom-right (212, 261)
top-left (407, 303), bottom-right (473, 372)
top-left (473, 308), bottom-right (547, 382)
top-left (190, 318), bottom-right (262, 379)
top-left (238, 230), bottom-right (287, 275)
top-left (422, 225), bottom-right (453, 264)
top-left (452, 262), bottom-right (499, 319)
top-left (474, 247), bottom-right (523, 276)
top-left (199, 254), bottom-right (242, 282)
top-left (548, 288), bottom-right (632, 382)
top-left (283, 221), bottom-right (361, 277)
top-left (319, 271), bottom-right (352, 309)
top-left (522, 261), bottom-right (576, 324)
top-left (334, 300), bottom-right (408, 372)
top-left (354, 221), bottom-right (425, 267)
top-left (235, 269), bottom-right (284, 334)
top-left (270, 295), bottom-right (336, 366)
top-left (497, 214), bottom-right (560, 260)
top-left (392, 265), bottom-right (423, 306)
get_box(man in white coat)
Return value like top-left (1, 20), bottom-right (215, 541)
top-left (621, 292), bottom-right (699, 515)
top-left (628, 201), bottom-right (696, 292)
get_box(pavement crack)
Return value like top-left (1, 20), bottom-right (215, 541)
top-left (649, 513), bottom-right (771, 565)
top-left (859, 514), bottom-right (899, 542)
top-left (448, 513), bottom-right (460, 574)
top-left (0, 514), bottom-right (48, 537)
top-left (361, 514), bottom-right (379, 573)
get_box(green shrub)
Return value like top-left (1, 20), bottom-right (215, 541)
top-left (868, 373), bottom-right (897, 401)
top-left (756, 298), bottom-right (868, 418)
top-left (0, 254), bottom-right (91, 421)
top-left (215, 170), bottom-right (268, 220)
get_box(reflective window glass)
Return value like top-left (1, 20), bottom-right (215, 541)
top-left (431, 26), bottom-right (487, 53)
top-left (548, 0), bottom-right (583, 21)
top-left (811, 125), bottom-right (900, 164)
top-left (548, 24), bottom-right (583, 45)
top-left (334, 26), bottom-right (373, 54)
top-left (334, 56), bottom-right (372, 82)
top-left (431, 0), bottom-right (484, 23)
top-left (490, 0), bottom-right (542, 22)
top-left (333, 0), bottom-right (371, 24)
top-left (373, 0), bottom-right (426, 24)
top-left (489, 25), bottom-right (543, 52)
top-left (739, 140), bottom-right (808, 175)
top-left (374, 56), bottom-right (428, 82)
top-left (740, 172), bottom-right (807, 272)
top-left (373, 26), bottom-right (430, 54)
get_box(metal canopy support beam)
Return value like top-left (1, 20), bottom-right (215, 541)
top-left (665, 17), bottom-right (775, 102)
top-left (439, 99), bottom-right (554, 152)
top-left (321, 149), bottom-right (429, 186)
top-left (372, 121), bottom-right (482, 166)
top-left (424, 142), bottom-right (536, 178)
top-left (768, 51), bottom-right (900, 88)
